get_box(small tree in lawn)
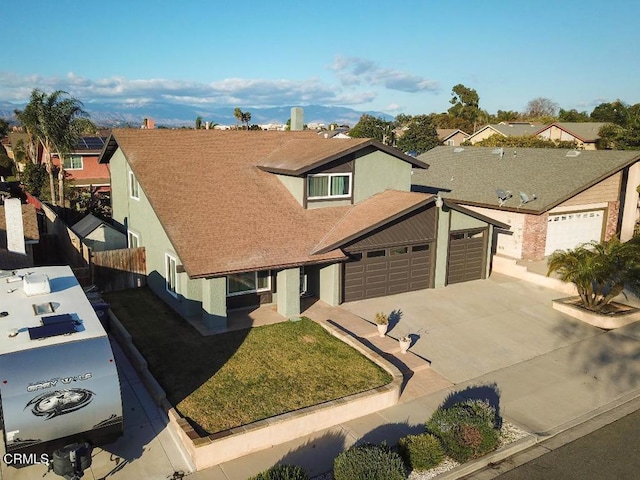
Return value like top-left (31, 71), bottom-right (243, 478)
top-left (547, 237), bottom-right (640, 312)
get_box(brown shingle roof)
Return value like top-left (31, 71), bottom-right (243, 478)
top-left (533, 122), bottom-right (608, 142)
top-left (104, 129), bottom-right (428, 278)
top-left (312, 190), bottom-right (434, 254)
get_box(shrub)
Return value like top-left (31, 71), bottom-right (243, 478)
top-left (249, 464), bottom-right (309, 480)
top-left (333, 443), bottom-right (406, 480)
top-left (426, 399), bottom-right (500, 463)
top-left (397, 433), bottom-right (444, 471)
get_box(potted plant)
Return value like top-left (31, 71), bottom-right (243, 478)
top-left (374, 312), bottom-right (389, 337)
top-left (399, 335), bottom-right (412, 354)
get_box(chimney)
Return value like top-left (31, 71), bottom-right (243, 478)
top-left (5, 197), bottom-right (26, 255)
top-left (142, 118), bottom-right (155, 129)
top-left (291, 107), bottom-right (304, 131)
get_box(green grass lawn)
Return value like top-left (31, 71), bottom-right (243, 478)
top-left (105, 287), bottom-right (392, 435)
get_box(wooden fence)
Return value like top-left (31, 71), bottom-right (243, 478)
top-left (40, 203), bottom-right (146, 292)
top-left (92, 247), bottom-right (146, 292)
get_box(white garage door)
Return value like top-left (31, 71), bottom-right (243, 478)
top-left (544, 210), bottom-right (604, 255)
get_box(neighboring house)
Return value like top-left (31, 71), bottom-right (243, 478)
top-left (413, 146), bottom-right (640, 261)
top-left (533, 122), bottom-right (608, 150)
top-left (4, 132), bottom-right (32, 173)
top-left (71, 214), bottom-right (127, 252)
top-left (467, 122), bottom-right (543, 144)
top-left (0, 200), bottom-right (40, 268)
top-left (48, 136), bottom-right (111, 192)
top-left (99, 129), bottom-right (506, 331)
top-left (437, 129), bottom-right (470, 147)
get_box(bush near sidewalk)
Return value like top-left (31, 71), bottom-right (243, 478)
top-left (333, 443), bottom-right (406, 480)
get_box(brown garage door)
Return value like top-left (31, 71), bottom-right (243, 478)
top-left (344, 244), bottom-right (432, 302)
top-left (447, 228), bottom-right (487, 285)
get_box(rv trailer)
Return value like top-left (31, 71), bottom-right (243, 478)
top-left (0, 266), bottom-right (123, 461)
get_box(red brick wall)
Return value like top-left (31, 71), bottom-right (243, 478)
top-left (604, 201), bottom-right (620, 240)
top-left (521, 213), bottom-right (548, 261)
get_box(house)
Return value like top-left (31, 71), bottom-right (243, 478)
top-left (533, 122), bottom-right (608, 150)
top-left (71, 214), bottom-right (127, 252)
top-left (437, 129), bottom-right (470, 146)
top-left (467, 122), bottom-right (543, 144)
top-left (413, 146), bottom-right (640, 261)
top-left (99, 129), bottom-right (507, 330)
top-left (49, 136), bottom-right (111, 192)
top-left (0, 198), bottom-right (40, 268)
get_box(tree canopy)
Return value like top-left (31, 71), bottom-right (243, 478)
top-left (395, 115), bottom-right (439, 155)
top-left (447, 84), bottom-right (483, 133)
top-left (349, 114), bottom-right (395, 145)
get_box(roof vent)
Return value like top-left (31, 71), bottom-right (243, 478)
top-left (566, 150), bottom-right (581, 157)
top-left (453, 147), bottom-right (465, 153)
top-left (23, 273), bottom-right (51, 297)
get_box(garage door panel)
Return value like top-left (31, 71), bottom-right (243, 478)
top-left (545, 210), bottom-right (604, 255)
top-left (343, 243), bottom-right (433, 301)
top-left (447, 229), bottom-right (487, 285)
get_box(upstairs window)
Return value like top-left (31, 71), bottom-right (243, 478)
top-left (63, 155), bottom-right (83, 170)
top-left (128, 231), bottom-right (140, 248)
top-left (129, 170), bottom-right (140, 200)
top-left (308, 173), bottom-right (351, 199)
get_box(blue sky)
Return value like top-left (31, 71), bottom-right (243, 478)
top-left (2, 0), bottom-right (638, 117)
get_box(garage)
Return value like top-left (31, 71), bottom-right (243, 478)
top-left (447, 228), bottom-right (487, 285)
top-left (344, 243), bottom-right (433, 302)
top-left (544, 210), bottom-right (604, 256)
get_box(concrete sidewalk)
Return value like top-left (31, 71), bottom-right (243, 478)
top-left (187, 273), bottom-right (640, 479)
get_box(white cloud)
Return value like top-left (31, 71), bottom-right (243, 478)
top-left (331, 56), bottom-right (439, 93)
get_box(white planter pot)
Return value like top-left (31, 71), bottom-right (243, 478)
top-left (377, 324), bottom-right (388, 337)
top-left (399, 339), bottom-right (411, 354)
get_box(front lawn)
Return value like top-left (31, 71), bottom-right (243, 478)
top-left (105, 288), bottom-right (392, 434)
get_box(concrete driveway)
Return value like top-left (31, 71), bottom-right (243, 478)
top-left (341, 273), bottom-right (640, 435)
top-left (341, 273), bottom-right (601, 384)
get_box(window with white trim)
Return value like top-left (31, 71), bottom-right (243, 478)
top-left (63, 155), bottom-right (83, 170)
top-left (165, 253), bottom-right (178, 297)
top-left (128, 231), bottom-right (140, 248)
top-left (307, 173), bottom-right (352, 199)
top-left (227, 270), bottom-right (271, 296)
top-left (129, 170), bottom-right (140, 200)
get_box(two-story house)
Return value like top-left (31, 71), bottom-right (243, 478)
top-left (50, 136), bottom-right (111, 192)
top-left (99, 129), bottom-right (507, 331)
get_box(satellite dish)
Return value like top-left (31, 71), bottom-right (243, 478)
top-left (496, 189), bottom-right (512, 207)
top-left (519, 192), bottom-right (537, 207)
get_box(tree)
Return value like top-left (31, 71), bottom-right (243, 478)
top-left (471, 134), bottom-right (577, 149)
top-left (524, 97), bottom-right (558, 119)
top-left (233, 108), bottom-right (243, 128)
top-left (71, 117), bottom-right (97, 135)
top-left (591, 100), bottom-right (629, 126)
top-left (21, 161), bottom-right (48, 198)
top-left (558, 108), bottom-right (591, 122)
top-left (395, 115), bottom-right (439, 154)
top-left (241, 111), bottom-right (252, 130)
top-left (349, 114), bottom-right (394, 144)
top-left (195, 116), bottom-right (203, 129)
top-left (448, 84), bottom-right (482, 133)
top-left (14, 89), bottom-right (87, 206)
top-left (0, 119), bottom-right (9, 137)
top-left (547, 237), bottom-right (640, 313)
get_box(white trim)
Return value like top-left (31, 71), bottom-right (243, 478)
top-left (127, 230), bottom-right (140, 248)
top-left (165, 253), bottom-right (178, 297)
top-left (226, 270), bottom-right (271, 296)
top-left (129, 170), bottom-right (140, 200)
top-left (307, 173), bottom-right (352, 199)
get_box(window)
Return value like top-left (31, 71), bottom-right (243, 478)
top-left (128, 231), bottom-right (139, 248)
top-left (129, 170), bottom-right (140, 200)
top-left (227, 270), bottom-right (271, 296)
top-left (307, 173), bottom-right (352, 199)
top-left (412, 244), bottom-right (430, 252)
top-left (63, 155), bottom-right (83, 170)
top-left (390, 247), bottom-right (408, 255)
top-left (367, 250), bottom-right (386, 258)
top-left (445, 139), bottom-right (455, 146)
top-left (165, 254), bottom-right (177, 297)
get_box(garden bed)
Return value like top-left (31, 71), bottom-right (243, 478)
top-left (552, 296), bottom-right (640, 330)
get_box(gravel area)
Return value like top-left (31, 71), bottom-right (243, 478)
top-left (311, 423), bottom-right (529, 480)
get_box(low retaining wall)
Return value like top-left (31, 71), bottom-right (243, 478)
top-left (552, 297), bottom-right (640, 330)
top-left (108, 311), bottom-right (403, 470)
top-left (491, 255), bottom-right (578, 295)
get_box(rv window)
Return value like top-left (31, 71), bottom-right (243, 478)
top-left (33, 302), bottom-right (55, 315)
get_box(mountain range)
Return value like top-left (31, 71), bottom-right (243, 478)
top-left (0, 101), bottom-right (394, 128)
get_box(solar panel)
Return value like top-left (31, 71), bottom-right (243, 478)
top-left (28, 321), bottom-right (77, 340)
top-left (41, 313), bottom-right (73, 325)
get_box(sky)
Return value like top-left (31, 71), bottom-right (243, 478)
top-left (2, 0), bottom-right (639, 118)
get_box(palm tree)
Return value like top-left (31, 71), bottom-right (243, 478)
top-left (547, 236), bottom-right (640, 312)
top-left (234, 108), bottom-right (243, 129)
top-left (241, 111), bottom-right (251, 130)
top-left (15, 89), bottom-right (87, 205)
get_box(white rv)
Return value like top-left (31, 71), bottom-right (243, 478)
top-left (0, 266), bottom-right (123, 459)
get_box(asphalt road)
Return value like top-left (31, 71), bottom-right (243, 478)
top-left (487, 409), bottom-right (640, 480)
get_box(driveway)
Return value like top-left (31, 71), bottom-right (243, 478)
top-left (341, 273), bottom-right (603, 384)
